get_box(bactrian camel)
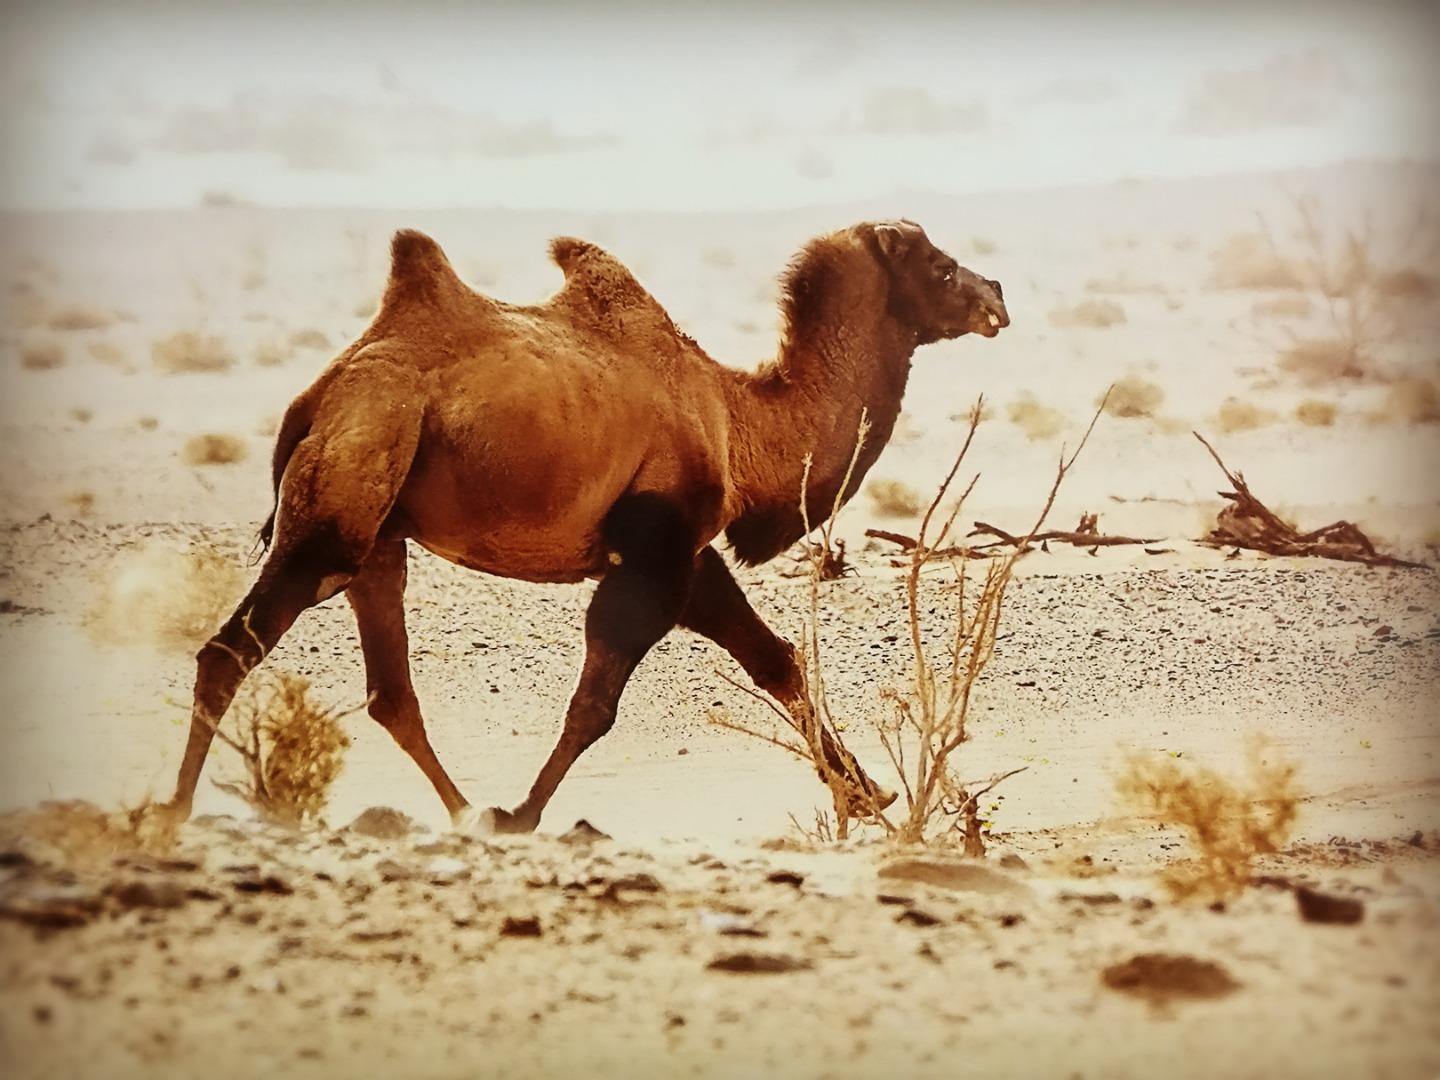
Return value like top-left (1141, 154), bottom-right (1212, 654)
top-left (165, 219), bottom-right (1009, 833)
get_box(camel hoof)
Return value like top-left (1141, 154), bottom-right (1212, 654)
top-left (484, 807), bottom-right (537, 835)
top-left (450, 806), bottom-right (485, 835)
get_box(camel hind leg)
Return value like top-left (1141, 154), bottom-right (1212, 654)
top-left (167, 357), bottom-right (425, 818)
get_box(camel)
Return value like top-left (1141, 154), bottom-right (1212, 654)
top-left (165, 218), bottom-right (1009, 833)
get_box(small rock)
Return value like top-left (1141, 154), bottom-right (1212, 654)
top-left (559, 820), bottom-right (610, 846)
top-left (423, 856), bottom-right (469, 881)
top-left (110, 879), bottom-right (188, 910)
top-left (600, 873), bottom-right (663, 900)
top-left (499, 915), bottom-right (543, 937)
top-left (996, 851), bottom-right (1030, 872)
top-left (878, 857), bottom-right (1031, 898)
top-left (1101, 953), bottom-right (1239, 1003)
top-left (896, 907), bottom-right (942, 927)
top-left (374, 859), bottom-right (415, 883)
top-left (232, 874), bottom-right (293, 896)
top-left (707, 951), bottom-right (814, 974)
top-left (347, 807), bottom-right (422, 841)
top-left (0, 883), bottom-right (103, 930)
top-left (764, 870), bottom-right (805, 887)
top-left (1295, 886), bottom-right (1364, 925)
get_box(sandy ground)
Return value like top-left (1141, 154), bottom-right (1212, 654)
top-left (1, 161), bottom-right (1439, 1077)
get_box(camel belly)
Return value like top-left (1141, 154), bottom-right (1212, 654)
top-left (384, 343), bottom-right (727, 583)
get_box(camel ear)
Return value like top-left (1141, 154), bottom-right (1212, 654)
top-left (874, 224), bottom-right (909, 260)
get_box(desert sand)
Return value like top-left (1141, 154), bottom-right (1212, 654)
top-left (1, 160), bottom-right (1439, 1078)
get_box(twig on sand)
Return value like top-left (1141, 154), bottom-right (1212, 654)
top-left (1193, 431), bottom-right (1430, 570)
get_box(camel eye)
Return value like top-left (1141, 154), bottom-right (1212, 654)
top-left (938, 266), bottom-right (954, 283)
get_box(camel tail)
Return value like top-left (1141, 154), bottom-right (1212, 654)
top-left (250, 397), bottom-right (314, 563)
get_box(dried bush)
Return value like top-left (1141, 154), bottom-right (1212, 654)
top-left (0, 799), bottom-right (177, 865)
top-left (86, 542), bottom-right (244, 652)
top-left (48, 305), bottom-right (115, 331)
top-left (1279, 336), bottom-right (1368, 385)
top-left (1116, 748), bottom-right (1300, 901)
top-left (254, 340), bottom-right (291, 367)
top-left (867, 478), bottom-right (924, 518)
top-left (1214, 397), bottom-right (1276, 433)
top-left (1386, 376), bottom-right (1440, 424)
top-left (1294, 399), bottom-right (1337, 427)
top-left (1208, 233), bottom-right (1303, 290)
top-left (971, 237), bottom-right (997, 256)
top-left (289, 328), bottom-right (330, 350)
top-left (714, 396), bottom-right (1103, 846)
top-left (87, 341), bottom-right (127, 366)
top-left (1100, 375), bottom-right (1163, 418)
top-left (1007, 395), bottom-right (1066, 440)
top-left (1049, 298), bottom-right (1126, 328)
top-left (153, 331), bottom-right (233, 374)
top-left (214, 672), bottom-right (351, 828)
top-left (183, 433), bottom-right (248, 466)
top-left (20, 341), bottom-right (64, 370)
top-left (1251, 294), bottom-right (1313, 319)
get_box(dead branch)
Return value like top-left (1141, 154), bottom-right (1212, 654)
top-left (967, 512), bottom-right (1159, 550)
top-left (1193, 431), bottom-right (1430, 570)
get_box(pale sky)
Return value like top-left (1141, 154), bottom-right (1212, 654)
top-left (1, 1), bottom-right (1436, 211)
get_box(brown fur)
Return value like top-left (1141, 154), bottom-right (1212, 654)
top-left (169, 220), bottom-right (1008, 833)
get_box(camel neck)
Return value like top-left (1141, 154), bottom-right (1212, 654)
top-left (722, 305), bottom-right (916, 564)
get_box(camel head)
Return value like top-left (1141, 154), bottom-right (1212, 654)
top-left (868, 219), bottom-right (1009, 344)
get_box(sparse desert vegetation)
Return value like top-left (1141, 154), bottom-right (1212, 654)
top-left (1049, 298), bottom-right (1126, 328)
top-left (1117, 747), bottom-right (1301, 901)
top-left (1208, 232), bottom-right (1303, 290)
top-left (1294, 398), bottom-right (1337, 426)
top-left (1100, 375), bottom-right (1163, 418)
top-left (182, 432), bottom-right (248, 465)
top-left (20, 340), bottom-right (65, 370)
top-left (1386, 376), bottom-right (1440, 425)
top-left (47, 305), bottom-right (116, 332)
top-left (1007, 395), bottom-right (1066, 440)
top-left (254, 339), bottom-right (291, 367)
top-left (1214, 397), bottom-right (1276, 433)
top-left (152, 331), bottom-right (233, 374)
top-left (288, 328), bottom-right (330, 350)
top-left (86, 542), bottom-right (244, 651)
top-left (865, 477), bottom-right (924, 518)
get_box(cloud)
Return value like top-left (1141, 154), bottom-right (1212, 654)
top-left (152, 91), bottom-right (615, 172)
top-left (1025, 76), bottom-right (1118, 106)
top-left (855, 86), bottom-right (988, 135)
top-left (1178, 50), bottom-right (1352, 133)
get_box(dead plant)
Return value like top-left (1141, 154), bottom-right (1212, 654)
top-left (1116, 747), bottom-right (1301, 901)
top-left (212, 668), bottom-right (354, 828)
top-left (712, 394), bottom-right (1105, 847)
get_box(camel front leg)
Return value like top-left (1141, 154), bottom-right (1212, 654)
top-left (679, 546), bottom-right (896, 813)
top-left (484, 495), bottom-right (695, 834)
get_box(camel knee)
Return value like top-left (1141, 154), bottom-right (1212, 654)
top-left (564, 694), bottom-right (618, 751)
top-left (367, 689), bottom-right (427, 744)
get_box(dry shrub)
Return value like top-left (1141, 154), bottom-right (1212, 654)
top-left (69, 407), bottom-right (93, 424)
top-left (153, 331), bottom-right (233, 374)
top-left (699, 246), bottom-right (736, 269)
top-left (1375, 267), bottom-right (1437, 302)
top-left (20, 341), bottom-right (64, 370)
top-left (1213, 397), bottom-right (1276, 433)
top-left (1085, 274), bottom-right (1164, 296)
top-left (1049, 298), bottom-right (1126, 328)
top-left (289, 328), bottom-right (329, 350)
top-left (240, 268), bottom-right (267, 292)
top-left (971, 236), bottom-right (997, 256)
top-left (1100, 375), bottom-right (1163, 418)
top-left (1207, 232), bottom-right (1303, 290)
top-left (713, 396), bottom-right (1103, 846)
top-left (1294, 399), bottom-right (1337, 427)
top-left (1007, 395), bottom-right (1065, 440)
top-left (66, 490), bottom-right (96, 516)
top-left (0, 799), bottom-right (177, 865)
top-left (213, 673), bottom-right (350, 827)
top-left (87, 341), bottom-right (127, 366)
top-left (1278, 337), bottom-right (1367, 384)
top-left (254, 340), bottom-right (291, 367)
top-left (183, 433), bottom-right (248, 466)
top-left (86, 542), bottom-right (244, 651)
top-left (867, 478), bottom-right (924, 518)
top-left (1386, 376), bottom-right (1440, 424)
top-left (137, 415), bottom-right (160, 431)
top-left (48, 305), bottom-right (115, 331)
top-left (1116, 748), bottom-right (1301, 901)
top-left (1251, 294), bottom-right (1313, 319)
